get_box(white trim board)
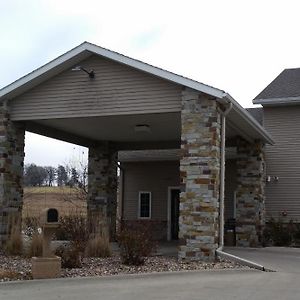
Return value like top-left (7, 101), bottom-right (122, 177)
top-left (253, 96), bottom-right (300, 106)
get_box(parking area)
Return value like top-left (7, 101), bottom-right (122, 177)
top-left (224, 246), bottom-right (300, 273)
top-left (1, 247), bottom-right (300, 300)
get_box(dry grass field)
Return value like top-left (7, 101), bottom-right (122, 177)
top-left (22, 186), bottom-right (87, 219)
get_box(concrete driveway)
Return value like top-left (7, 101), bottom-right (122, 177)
top-left (1, 247), bottom-right (300, 300)
top-left (1, 268), bottom-right (300, 300)
top-left (225, 246), bottom-right (300, 273)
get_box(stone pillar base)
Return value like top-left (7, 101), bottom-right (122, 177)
top-left (31, 256), bottom-right (61, 279)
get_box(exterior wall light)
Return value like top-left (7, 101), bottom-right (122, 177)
top-left (281, 210), bottom-right (287, 217)
top-left (266, 175), bottom-right (280, 183)
top-left (72, 66), bottom-right (95, 78)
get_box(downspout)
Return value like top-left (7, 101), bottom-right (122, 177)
top-left (117, 162), bottom-right (125, 229)
top-left (215, 102), bottom-right (269, 272)
top-left (218, 102), bottom-right (232, 251)
top-left (121, 167), bottom-right (125, 223)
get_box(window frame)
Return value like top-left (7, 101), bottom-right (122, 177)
top-left (138, 191), bottom-right (152, 219)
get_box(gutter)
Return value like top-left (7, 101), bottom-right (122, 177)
top-left (253, 96), bottom-right (300, 106)
top-left (221, 93), bottom-right (275, 145)
top-left (117, 162), bottom-right (125, 224)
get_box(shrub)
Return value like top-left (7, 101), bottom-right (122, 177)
top-left (293, 223), bottom-right (300, 242)
top-left (5, 221), bottom-right (23, 256)
top-left (263, 218), bottom-right (293, 246)
top-left (56, 213), bottom-right (110, 249)
top-left (85, 233), bottom-right (111, 258)
top-left (54, 225), bottom-right (70, 241)
top-left (54, 213), bottom-right (111, 265)
top-left (55, 244), bottom-right (81, 268)
top-left (56, 215), bottom-right (89, 254)
top-left (117, 221), bottom-right (157, 266)
top-left (26, 232), bottom-right (43, 257)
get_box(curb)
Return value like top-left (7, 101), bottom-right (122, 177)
top-left (0, 266), bottom-right (256, 285)
top-left (216, 249), bottom-right (275, 272)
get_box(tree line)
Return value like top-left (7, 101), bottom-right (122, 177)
top-left (24, 163), bottom-right (87, 188)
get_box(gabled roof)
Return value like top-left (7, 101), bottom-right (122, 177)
top-left (0, 41), bottom-right (226, 101)
top-left (253, 68), bottom-right (300, 105)
top-left (0, 41), bottom-right (274, 144)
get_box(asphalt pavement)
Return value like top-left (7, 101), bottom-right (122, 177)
top-left (225, 246), bottom-right (300, 273)
top-left (1, 247), bottom-right (300, 300)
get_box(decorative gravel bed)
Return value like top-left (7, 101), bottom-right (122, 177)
top-left (0, 254), bottom-right (244, 282)
top-left (0, 255), bottom-right (32, 282)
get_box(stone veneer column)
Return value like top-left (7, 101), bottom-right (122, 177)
top-left (235, 138), bottom-right (266, 247)
top-left (88, 143), bottom-right (118, 239)
top-left (0, 102), bottom-right (25, 245)
top-left (179, 88), bottom-right (221, 261)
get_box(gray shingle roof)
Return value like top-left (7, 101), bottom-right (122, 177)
top-left (246, 108), bottom-right (263, 125)
top-left (254, 68), bottom-right (300, 100)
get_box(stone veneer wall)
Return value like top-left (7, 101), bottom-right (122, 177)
top-left (235, 138), bottom-right (266, 247)
top-left (88, 143), bottom-right (118, 239)
top-left (179, 88), bottom-right (221, 261)
top-left (0, 102), bottom-right (25, 245)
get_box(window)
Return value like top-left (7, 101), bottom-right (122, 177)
top-left (138, 191), bottom-right (151, 219)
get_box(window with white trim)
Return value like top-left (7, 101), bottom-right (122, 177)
top-left (138, 191), bottom-right (151, 219)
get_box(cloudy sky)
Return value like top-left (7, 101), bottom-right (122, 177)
top-left (1, 0), bottom-right (299, 166)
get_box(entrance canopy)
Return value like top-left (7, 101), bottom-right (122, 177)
top-left (0, 42), bottom-right (274, 148)
top-left (0, 42), bottom-right (272, 256)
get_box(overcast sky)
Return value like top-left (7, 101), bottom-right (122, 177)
top-left (1, 0), bottom-right (299, 166)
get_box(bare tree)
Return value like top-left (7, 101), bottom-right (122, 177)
top-left (58, 150), bottom-right (88, 207)
top-left (45, 166), bottom-right (56, 186)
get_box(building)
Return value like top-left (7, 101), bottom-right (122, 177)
top-left (0, 42), bottom-right (273, 261)
top-left (253, 68), bottom-right (300, 222)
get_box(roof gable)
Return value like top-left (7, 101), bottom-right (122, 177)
top-left (0, 41), bottom-right (274, 145)
top-left (0, 41), bottom-right (225, 101)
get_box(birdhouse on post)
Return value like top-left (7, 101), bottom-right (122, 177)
top-left (31, 208), bottom-right (61, 279)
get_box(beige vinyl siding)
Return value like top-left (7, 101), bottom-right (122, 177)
top-left (122, 161), bottom-right (179, 221)
top-left (9, 55), bottom-right (182, 121)
top-left (224, 159), bottom-right (237, 221)
top-left (264, 106), bottom-right (300, 221)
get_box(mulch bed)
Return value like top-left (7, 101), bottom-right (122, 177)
top-left (0, 253), bottom-right (244, 282)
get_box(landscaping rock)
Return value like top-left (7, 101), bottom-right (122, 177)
top-left (0, 253), bottom-right (245, 282)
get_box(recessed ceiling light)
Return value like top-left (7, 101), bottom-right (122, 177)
top-left (134, 124), bottom-right (151, 133)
